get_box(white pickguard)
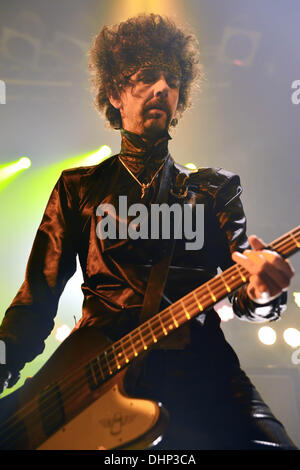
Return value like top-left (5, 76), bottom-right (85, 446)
top-left (38, 384), bottom-right (159, 450)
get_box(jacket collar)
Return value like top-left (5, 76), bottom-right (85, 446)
top-left (120, 128), bottom-right (171, 161)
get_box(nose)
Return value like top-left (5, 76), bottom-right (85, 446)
top-left (153, 74), bottom-right (170, 98)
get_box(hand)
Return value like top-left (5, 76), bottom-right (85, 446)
top-left (232, 235), bottom-right (295, 304)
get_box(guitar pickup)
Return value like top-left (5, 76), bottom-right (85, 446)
top-left (86, 357), bottom-right (104, 391)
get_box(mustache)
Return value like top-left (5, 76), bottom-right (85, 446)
top-left (143, 100), bottom-right (171, 115)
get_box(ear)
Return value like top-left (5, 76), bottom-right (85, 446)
top-left (107, 85), bottom-right (122, 110)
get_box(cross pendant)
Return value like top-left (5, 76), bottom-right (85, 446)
top-left (141, 185), bottom-right (146, 198)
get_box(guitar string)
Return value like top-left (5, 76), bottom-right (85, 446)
top-left (0, 252), bottom-right (296, 450)
top-left (0, 228), bottom-right (298, 447)
top-left (0, 265), bottom-right (247, 447)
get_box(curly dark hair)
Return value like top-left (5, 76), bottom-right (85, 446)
top-left (88, 13), bottom-right (203, 129)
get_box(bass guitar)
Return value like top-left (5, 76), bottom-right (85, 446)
top-left (0, 225), bottom-right (299, 450)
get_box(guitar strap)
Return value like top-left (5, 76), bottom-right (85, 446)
top-left (139, 154), bottom-right (179, 323)
top-left (139, 157), bottom-right (192, 349)
top-left (124, 158), bottom-right (191, 394)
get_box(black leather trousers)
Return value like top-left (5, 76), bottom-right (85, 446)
top-left (125, 347), bottom-right (298, 450)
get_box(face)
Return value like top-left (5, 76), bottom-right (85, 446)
top-left (109, 68), bottom-right (180, 139)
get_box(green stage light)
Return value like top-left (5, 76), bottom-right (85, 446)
top-left (18, 157), bottom-right (31, 169)
top-left (0, 156), bottom-right (32, 189)
top-left (80, 145), bottom-right (112, 166)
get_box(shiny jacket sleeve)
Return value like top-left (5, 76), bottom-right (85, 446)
top-left (213, 170), bottom-right (287, 322)
top-left (0, 171), bottom-right (78, 382)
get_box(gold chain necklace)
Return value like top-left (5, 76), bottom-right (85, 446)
top-left (118, 156), bottom-right (166, 198)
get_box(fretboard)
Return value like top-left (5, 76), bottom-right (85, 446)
top-left (2, 226), bottom-right (299, 449)
top-left (86, 225), bottom-right (300, 388)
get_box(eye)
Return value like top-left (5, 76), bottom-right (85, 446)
top-left (166, 74), bottom-right (181, 88)
top-left (137, 70), bottom-right (158, 84)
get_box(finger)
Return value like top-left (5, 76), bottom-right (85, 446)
top-left (252, 250), bottom-right (295, 279)
top-left (232, 250), bottom-right (263, 274)
top-left (248, 234), bottom-right (266, 251)
top-left (243, 249), bottom-right (294, 282)
top-left (248, 251), bottom-right (292, 288)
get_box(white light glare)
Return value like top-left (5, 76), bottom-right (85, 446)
top-left (283, 328), bottom-right (300, 348)
top-left (293, 292), bottom-right (300, 308)
top-left (83, 145), bottom-right (112, 165)
top-left (185, 163), bottom-right (197, 170)
top-left (18, 157), bottom-right (31, 169)
top-left (214, 298), bottom-right (234, 322)
top-left (258, 326), bottom-right (277, 345)
top-left (55, 324), bottom-right (71, 342)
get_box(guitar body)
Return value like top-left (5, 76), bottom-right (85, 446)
top-left (0, 326), bottom-right (168, 450)
top-left (1, 226), bottom-right (298, 450)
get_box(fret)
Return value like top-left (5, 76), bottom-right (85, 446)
top-left (219, 271), bottom-right (231, 293)
top-left (193, 290), bottom-right (204, 311)
top-left (90, 359), bottom-right (99, 384)
top-left (235, 263), bottom-right (247, 282)
top-left (169, 305), bottom-right (179, 328)
top-left (290, 232), bottom-right (300, 248)
top-left (103, 351), bottom-right (113, 375)
top-left (112, 345), bottom-right (121, 370)
top-left (149, 316), bottom-right (164, 339)
top-left (181, 299), bottom-right (191, 320)
top-left (158, 313), bottom-right (168, 336)
top-left (120, 340), bottom-right (130, 363)
top-left (139, 328), bottom-right (148, 350)
top-left (128, 333), bottom-right (139, 357)
top-left (206, 282), bottom-right (217, 302)
top-left (96, 356), bottom-right (105, 381)
top-left (148, 322), bottom-right (158, 343)
top-left (87, 358), bottom-right (103, 390)
top-left (130, 330), bottom-right (143, 353)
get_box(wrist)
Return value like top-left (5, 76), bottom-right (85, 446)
top-left (246, 285), bottom-right (282, 305)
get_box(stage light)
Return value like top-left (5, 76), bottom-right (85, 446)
top-left (0, 156), bottom-right (32, 184)
top-left (81, 145), bottom-right (112, 166)
top-left (293, 292), bottom-right (300, 308)
top-left (185, 163), bottom-right (197, 170)
top-left (55, 324), bottom-right (71, 342)
top-left (258, 326), bottom-right (277, 345)
top-left (18, 157), bottom-right (31, 169)
top-left (283, 328), bottom-right (300, 348)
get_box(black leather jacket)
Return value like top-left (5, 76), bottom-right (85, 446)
top-left (0, 132), bottom-right (287, 380)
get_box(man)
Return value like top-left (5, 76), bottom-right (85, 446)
top-left (0, 14), bottom-right (297, 449)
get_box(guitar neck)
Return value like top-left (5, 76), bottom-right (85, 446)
top-left (1, 226), bottom-right (299, 450)
top-left (86, 225), bottom-right (300, 387)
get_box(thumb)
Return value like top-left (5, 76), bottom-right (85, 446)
top-left (248, 234), bottom-right (266, 251)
